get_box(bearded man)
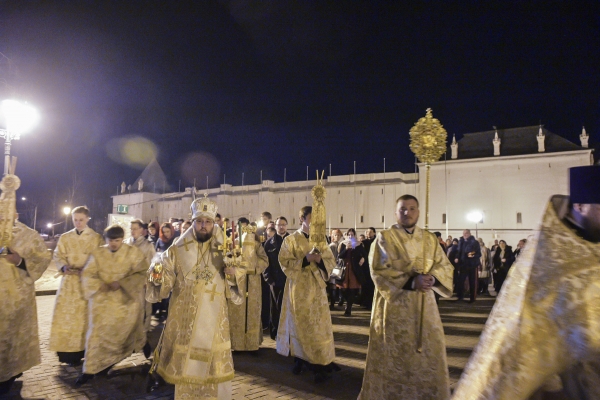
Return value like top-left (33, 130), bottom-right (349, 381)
top-left (359, 194), bottom-right (454, 400)
top-left (149, 196), bottom-right (245, 399)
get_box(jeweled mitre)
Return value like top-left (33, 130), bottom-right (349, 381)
top-left (191, 194), bottom-right (218, 221)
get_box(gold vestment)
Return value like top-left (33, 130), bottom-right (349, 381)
top-left (453, 196), bottom-right (600, 400)
top-left (0, 221), bottom-right (52, 381)
top-left (228, 232), bottom-right (268, 351)
top-left (49, 227), bottom-right (103, 353)
top-left (124, 235), bottom-right (156, 332)
top-left (276, 229), bottom-right (336, 365)
top-left (153, 226), bottom-right (245, 399)
top-left (358, 225), bottom-right (454, 400)
top-left (81, 243), bottom-right (148, 374)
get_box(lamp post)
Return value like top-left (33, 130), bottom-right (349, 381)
top-left (20, 196), bottom-right (38, 230)
top-left (63, 206), bottom-right (71, 233)
top-left (0, 100), bottom-right (39, 175)
top-left (467, 211), bottom-right (483, 238)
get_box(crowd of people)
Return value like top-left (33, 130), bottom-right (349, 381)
top-left (1, 164), bottom-right (599, 400)
top-left (443, 230), bottom-right (527, 303)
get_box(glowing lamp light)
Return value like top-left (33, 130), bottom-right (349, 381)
top-left (467, 211), bottom-right (483, 223)
top-left (47, 223), bottom-right (52, 228)
top-left (63, 206), bottom-right (72, 216)
top-left (257, 220), bottom-right (264, 228)
top-left (1, 100), bottom-right (39, 135)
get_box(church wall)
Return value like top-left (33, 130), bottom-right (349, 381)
top-left (421, 150), bottom-right (592, 247)
top-left (111, 150), bottom-right (590, 247)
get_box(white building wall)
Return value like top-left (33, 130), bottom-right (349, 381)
top-left (420, 150), bottom-right (592, 246)
top-left (110, 149), bottom-right (591, 247)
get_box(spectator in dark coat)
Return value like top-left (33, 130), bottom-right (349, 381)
top-left (455, 229), bottom-right (481, 303)
top-left (262, 216), bottom-right (290, 339)
top-left (492, 240), bottom-right (515, 294)
top-left (447, 238), bottom-right (460, 294)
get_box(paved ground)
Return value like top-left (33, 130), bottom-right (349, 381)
top-left (4, 292), bottom-right (495, 400)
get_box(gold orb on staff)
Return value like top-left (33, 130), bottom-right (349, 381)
top-left (309, 170), bottom-right (327, 255)
top-left (409, 108), bottom-right (447, 353)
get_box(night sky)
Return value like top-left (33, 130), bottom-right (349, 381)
top-left (1, 1), bottom-right (599, 227)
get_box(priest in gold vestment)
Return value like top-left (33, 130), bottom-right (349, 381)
top-left (149, 196), bottom-right (245, 399)
top-left (453, 165), bottom-right (600, 400)
top-left (76, 224), bottom-right (148, 385)
top-left (0, 221), bottom-right (52, 395)
top-left (277, 206), bottom-right (337, 383)
top-left (124, 218), bottom-right (156, 352)
top-left (228, 229), bottom-right (268, 351)
top-left (359, 195), bottom-right (454, 400)
top-left (49, 206), bottom-right (103, 366)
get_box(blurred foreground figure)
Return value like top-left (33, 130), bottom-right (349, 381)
top-left (0, 172), bottom-right (52, 395)
top-left (358, 195), bottom-right (454, 400)
top-left (148, 196), bottom-right (244, 399)
top-left (453, 165), bottom-right (600, 400)
top-left (49, 206), bottom-right (103, 366)
top-left (76, 225), bottom-right (148, 385)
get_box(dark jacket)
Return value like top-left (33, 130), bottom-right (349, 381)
top-left (338, 242), bottom-right (367, 285)
top-left (457, 236), bottom-right (481, 269)
top-left (447, 244), bottom-right (460, 268)
top-left (263, 233), bottom-right (289, 289)
top-left (155, 236), bottom-right (175, 252)
top-left (492, 246), bottom-right (515, 272)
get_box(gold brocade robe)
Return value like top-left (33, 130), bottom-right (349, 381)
top-left (124, 235), bottom-right (156, 332)
top-left (154, 226), bottom-right (245, 396)
top-left (452, 196), bottom-right (600, 400)
top-left (49, 227), bottom-right (103, 352)
top-left (228, 232), bottom-right (269, 351)
top-left (276, 229), bottom-right (336, 365)
top-left (0, 221), bottom-right (51, 381)
top-left (81, 243), bottom-right (148, 374)
top-left (358, 225), bottom-right (454, 400)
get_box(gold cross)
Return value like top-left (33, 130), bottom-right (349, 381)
top-left (204, 284), bottom-right (221, 302)
top-left (182, 238), bottom-right (195, 251)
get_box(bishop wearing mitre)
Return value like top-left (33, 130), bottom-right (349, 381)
top-left (148, 195), bottom-right (245, 399)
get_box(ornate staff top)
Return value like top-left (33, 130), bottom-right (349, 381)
top-left (309, 170), bottom-right (327, 254)
top-left (409, 108), bottom-right (447, 164)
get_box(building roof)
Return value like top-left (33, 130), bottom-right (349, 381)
top-left (132, 158), bottom-right (170, 192)
top-left (452, 126), bottom-right (584, 160)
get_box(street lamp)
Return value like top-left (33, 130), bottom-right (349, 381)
top-left (63, 206), bottom-right (71, 233)
top-left (467, 211), bottom-right (483, 238)
top-left (0, 100), bottom-right (39, 175)
top-left (20, 197), bottom-right (38, 230)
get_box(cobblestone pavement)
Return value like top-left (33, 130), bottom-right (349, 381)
top-left (3, 293), bottom-right (495, 399)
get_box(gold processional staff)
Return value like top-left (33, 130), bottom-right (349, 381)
top-left (309, 170), bottom-right (327, 255)
top-left (409, 108), bottom-right (447, 353)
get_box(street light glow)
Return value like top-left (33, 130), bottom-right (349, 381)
top-left (47, 223), bottom-right (52, 228)
top-left (1, 100), bottom-right (39, 135)
top-left (63, 206), bottom-right (71, 215)
top-left (467, 211), bottom-right (483, 223)
top-left (21, 197), bottom-right (26, 201)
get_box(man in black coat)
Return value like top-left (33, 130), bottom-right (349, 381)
top-left (262, 216), bottom-right (290, 340)
top-left (455, 229), bottom-right (481, 303)
top-left (359, 227), bottom-right (376, 309)
top-left (446, 238), bottom-right (460, 294)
